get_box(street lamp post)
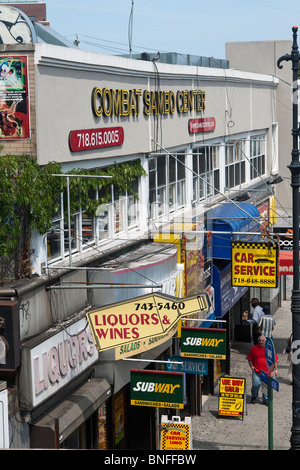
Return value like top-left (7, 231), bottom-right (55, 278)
top-left (278, 26), bottom-right (300, 450)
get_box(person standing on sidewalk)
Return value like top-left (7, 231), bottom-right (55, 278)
top-left (258, 307), bottom-right (276, 339)
top-left (248, 298), bottom-right (264, 344)
top-left (247, 335), bottom-right (278, 405)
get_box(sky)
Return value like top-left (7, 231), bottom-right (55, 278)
top-left (46, 0), bottom-right (300, 59)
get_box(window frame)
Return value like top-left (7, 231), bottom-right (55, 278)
top-left (149, 151), bottom-right (186, 220)
top-left (192, 145), bottom-right (220, 202)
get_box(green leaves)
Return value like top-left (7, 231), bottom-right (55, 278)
top-left (0, 155), bottom-right (145, 257)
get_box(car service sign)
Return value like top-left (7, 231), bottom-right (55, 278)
top-left (231, 241), bottom-right (278, 288)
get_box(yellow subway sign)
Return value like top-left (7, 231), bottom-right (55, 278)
top-left (232, 241), bottom-right (278, 288)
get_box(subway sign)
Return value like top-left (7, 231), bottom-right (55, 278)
top-left (130, 370), bottom-right (184, 409)
top-left (232, 241), bottom-right (278, 288)
top-left (181, 327), bottom-right (226, 359)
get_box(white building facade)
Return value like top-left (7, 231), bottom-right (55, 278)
top-left (0, 4), bottom-right (284, 450)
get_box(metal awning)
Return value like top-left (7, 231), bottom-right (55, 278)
top-left (30, 378), bottom-right (111, 449)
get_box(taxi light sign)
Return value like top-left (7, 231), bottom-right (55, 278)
top-left (231, 241), bottom-right (278, 288)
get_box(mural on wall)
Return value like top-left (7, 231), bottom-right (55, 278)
top-left (0, 55), bottom-right (30, 139)
top-left (0, 5), bottom-right (34, 45)
top-left (0, 6), bottom-right (34, 139)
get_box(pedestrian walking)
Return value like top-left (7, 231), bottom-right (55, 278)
top-left (247, 335), bottom-right (278, 405)
top-left (248, 298), bottom-right (264, 344)
top-left (258, 307), bottom-right (276, 339)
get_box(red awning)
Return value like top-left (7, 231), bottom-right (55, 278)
top-left (279, 251), bottom-right (299, 275)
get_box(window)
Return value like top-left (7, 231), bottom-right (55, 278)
top-left (149, 152), bottom-right (186, 219)
top-left (225, 140), bottom-right (245, 189)
top-left (192, 146), bottom-right (219, 201)
top-left (46, 172), bottom-right (140, 262)
top-left (250, 135), bottom-right (265, 179)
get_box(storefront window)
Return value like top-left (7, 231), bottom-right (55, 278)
top-left (193, 145), bottom-right (219, 201)
top-left (47, 194), bottom-right (63, 260)
top-left (97, 202), bottom-right (109, 241)
top-left (81, 213), bottom-right (95, 247)
top-left (149, 152), bottom-right (186, 219)
top-left (250, 135), bottom-right (265, 179)
top-left (47, 219), bottom-right (62, 260)
top-left (127, 179), bottom-right (138, 229)
top-left (225, 140), bottom-right (245, 189)
top-left (64, 213), bottom-right (79, 254)
top-left (47, 173), bottom-right (140, 263)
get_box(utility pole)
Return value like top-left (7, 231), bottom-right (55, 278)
top-left (278, 26), bottom-right (300, 450)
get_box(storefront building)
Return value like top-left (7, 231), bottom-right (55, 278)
top-left (0, 4), bottom-right (283, 449)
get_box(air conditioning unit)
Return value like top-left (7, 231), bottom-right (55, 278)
top-left (0, 301), bottom-right (20, 372)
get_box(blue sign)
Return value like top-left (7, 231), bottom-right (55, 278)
top-left (164, 356), bottom-right (208, 375)
top-left (212, 263), bottom-right (248, 317)
top-left (271, 378), bottom-right (279, 392)
top-left (265, 338), bottom-right (275, 372)
top-left (260, 369), bottom-right (279, 392)
top-left (260, 370), bottom-right (268, 383)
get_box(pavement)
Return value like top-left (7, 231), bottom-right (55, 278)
top-left (191, 300), bottom-right (293, 450)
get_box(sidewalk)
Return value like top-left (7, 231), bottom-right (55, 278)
top-left (192, 300), bottom-right (292, 450)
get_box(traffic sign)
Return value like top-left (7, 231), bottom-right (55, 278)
top-left (86, 292), bottom-right (210, 352)
top-left (265, 337), bottom-right (276, 372)
top-left (260, 369), bottom-right (279, 392)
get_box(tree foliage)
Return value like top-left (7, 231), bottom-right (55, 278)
top-left (0, 155), bottom-right (146, 257)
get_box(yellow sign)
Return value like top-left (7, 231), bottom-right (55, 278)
top-left (218, 377), bottom-right (246, 417)
top-left (86, 292), bottom-right (210, 353)
top-left (269, 195), bottom-right (277, 225)
top-left (232, 241), bottom-right (278, 288)
top-left (160, 418), bottom-right (191, 450)
top-left (115, 323), bottom-right (178, 360)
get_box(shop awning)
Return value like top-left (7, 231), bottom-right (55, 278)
top-left (30, 378), bottom-right (111, 449)
top-left (209, 202), bottom-right (260, 259)
top-left (279, 251), bottom-right (300, 275)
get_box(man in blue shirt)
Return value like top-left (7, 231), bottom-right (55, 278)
top-left (248, 298), bottom-right (264, 344)
top-left (258, 308), bottom-right (276, 339)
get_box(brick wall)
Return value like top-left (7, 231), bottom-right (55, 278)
top-left (2, 2), bottom-right (47, 22)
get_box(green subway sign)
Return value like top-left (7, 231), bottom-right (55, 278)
top-left (130, 369), bottom-right (184, 409)
top-left (181, 327), bottom-right (226, 359)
